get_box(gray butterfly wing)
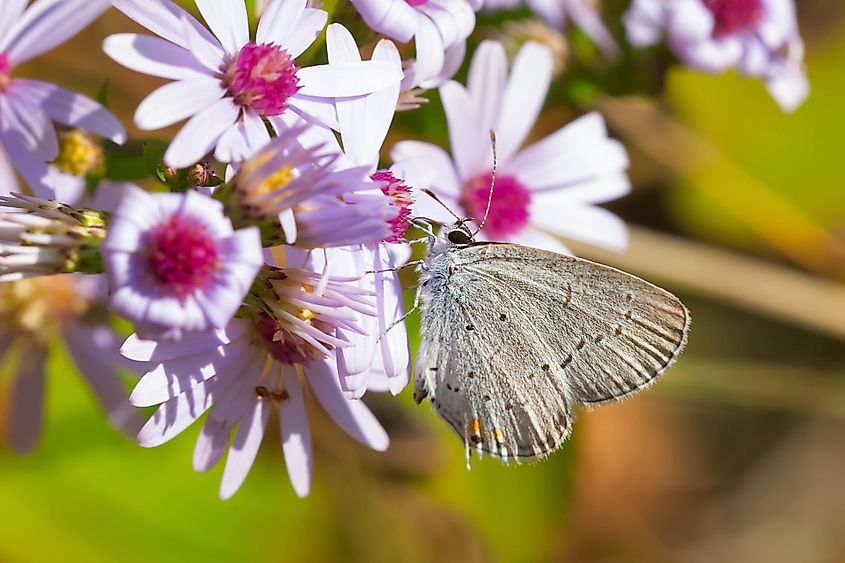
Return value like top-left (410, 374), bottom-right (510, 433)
top-left (415, 242), bottom-right (690, 461)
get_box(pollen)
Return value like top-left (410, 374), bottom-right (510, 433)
top-left (53, 130), bottom-right (103, 176)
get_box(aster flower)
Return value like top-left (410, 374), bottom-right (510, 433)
top-left (484, 0), bottom-right (619, 57)
top-left (101, 186), bottom-right (263, 339)
top-left (121, 261), bottom-right (389, 499)
top-left (222, 123), bottom-right (396, 249)
top-left (0, 192), bottom-right (108, 282)
top-left (348, 0), bottom-right (480, 89)
top-left (0, 0), bottom-right (126, 197)
top-left (624, 0), bottom-right (809, 112)
top-left (104, 0), bottom-right (404, 168)
top-left (0, 273), bottom-right (140, 452)
top-left (392, 40), bottom-right (630, 253)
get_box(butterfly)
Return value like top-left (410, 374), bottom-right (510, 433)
top-left (413, 220), bottom-right (690, 463)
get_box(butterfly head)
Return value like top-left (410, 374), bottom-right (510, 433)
top-left (445, 220), bottom-right (475, 246)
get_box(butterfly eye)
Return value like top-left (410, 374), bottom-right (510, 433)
top-left (447, 229), bottom-right (473, 245)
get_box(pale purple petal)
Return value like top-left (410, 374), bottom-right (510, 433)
top-left (282, 8), bottom-right (329, 59)
top-left (372, 245), bottom-right (410, 393)
top-left (0, 146), bottom-right (20, 195)
top-left (308, 358), bottom-right (389, 450)
top-left (530, 199), bottom-right (629, 251)
top-left (506, 113), bottom-right (626, 189)
top-left (566, 0), bottom-right (620, 58)
top-left (298, 61), bottom-right (404, 98)
top-left (135, 78), bottom-right (225, 131)
top-left (494, 41), bottom-right (552, 164)
top-left (164, 97), bottom-right (240, 167)
top-left (467, 40), bottom-right (507, 133)
top-left (0, 0), bottom-right (27, 45)
top-left (410, 16), bottom-right (445, 88)
top-left (195, 354), bottom-right (263, 471)
top-left (0, 90), bottom-right (58, 160)
top-left (331, 26), bottom-right (401, 169)
top-left (121, 323), bottom-right (245, 362)
top-left (129, 342), bottom-right (249, 407)
top-left (348, 0), bottom-right (418, 43)
top-left (193, 417), bottom-right (231, 472)
top-left (438, 80), bottom-right (480, 182)
top-left (280, 365), bottom-right (313, 497)
top-left (179, 13), bottom-right (226, 73)
top-left (3, 0), bottom-right (108, 66)
top-left (111, 0), bottom-right (223, 54)
top-left (63, 322), bottom-right (142, 436)
top-left (256, 0), bottom-right (306, 45)
top-left (624, 0), bottom-right (665, 47)
top-left (286, 95), bottom-right (339, 130)
top-left (0, 126), bottom-right (53, 197)
top-left (195, 0), bottom-right (249, 56)
top-left (12, 79), bottom-right (126, 143)
top-left (219, 396), bottom-right (271, 500)
top-left (390, 140), bottom-right (461, 195)
top-left (510, 226), bottom-right (572, 254)
top-left (7, 341), bottom-right (47, 453)
top-left (136, 375), bottom-right (226, 446)
top-left (103, 33), bottom-right (211, 80)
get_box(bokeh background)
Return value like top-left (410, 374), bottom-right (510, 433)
top-left (2, 1), bottom-right (845, 562)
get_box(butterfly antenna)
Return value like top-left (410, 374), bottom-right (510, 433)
top-left (473, 129), bottom-right (497, 236)
top-left (420, 188), bottom-right (464, 222)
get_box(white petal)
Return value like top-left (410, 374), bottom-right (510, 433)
top-left (438, 80), bottom-right (480, 182)
top-left (495, 41), bottom-right (552, 164)
top-left (282, 8), bottom-right (328, 59)
top-left (256, 0), bottom-right (306, 45)
top-left (219, 397), bottom-right (271, 499)
top-left (135, 77), bottom-right (224, 130)
top-left (111, 0), bottom-right (223, 54)
top-left (195, 0), bottom-right (249, 55)
top-left (298, 61), bottom-right (404, 97)
top-left (103, 33), bottom-right (210, 80)
top-left (280, 365), bottom-right (313, 497)
top-left (530, 200), bottom-right (629, 251)
top-left (164, 98), bottom-right (240, 168)
top-left (390, 140), bottom-right (461, 196)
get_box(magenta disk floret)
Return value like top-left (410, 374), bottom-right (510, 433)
top-left (225, 43), bottom-right (301, 117)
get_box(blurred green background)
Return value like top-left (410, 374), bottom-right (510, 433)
top-left (2, 2), bottom-right (845, 562)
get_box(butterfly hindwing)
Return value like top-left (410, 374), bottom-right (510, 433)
top-left (452, 243), bottom-right (690, 406)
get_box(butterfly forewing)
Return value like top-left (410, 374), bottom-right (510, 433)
top-left (416, 241), bottom-right (690, 460)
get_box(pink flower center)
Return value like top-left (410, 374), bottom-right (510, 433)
top-left (224, 43), bottom-right (301, 117)
top-left (0, 53), bottom-right (10, 91)
top-left (405, 0), bottom-right (428, 6)
top-left (146, 215), bottom-right (219, 296)
top-left (254, 311), bottom-right (322, 365)
top-left (462, 172), bottom-right (532, 238)
top-left (703, 0), bottom-right (765, 37)
top-left (371, 170), bottom-right (413, 243)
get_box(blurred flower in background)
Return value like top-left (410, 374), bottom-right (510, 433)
top-left (0, 0), bottom-right (125, 197)
top-left (625, 0), bottom-right (809, 111)
top-left (485, 0), bottom-right (619, 57)
top-left (0, 273), bottom-right (139, 452)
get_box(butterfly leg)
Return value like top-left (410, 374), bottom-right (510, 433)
top-left (376, 289), bottom-right (421, 343)
top-left (365, 260), bottom-right (422, 274)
